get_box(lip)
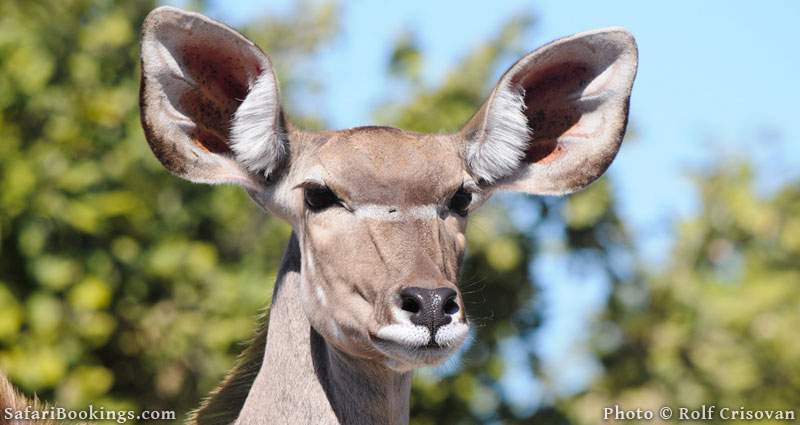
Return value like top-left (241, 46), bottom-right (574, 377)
top-left (371, 335), bottom-right (449, 351)
top-left (369, 334), bottom-right (457, 365)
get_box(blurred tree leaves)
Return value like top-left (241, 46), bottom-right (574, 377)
top-left (2, 1), bottom-right (796, 424)
top-left (569, 163), bottom-right (800, 424)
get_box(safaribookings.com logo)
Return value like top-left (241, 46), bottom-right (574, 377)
top-left (4, 405), bottom-right (176, 424)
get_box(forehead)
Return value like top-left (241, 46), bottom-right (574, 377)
top-left (309, 127), bottom-right (464, 205)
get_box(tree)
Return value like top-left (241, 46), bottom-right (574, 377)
top-left (567, 163), bottom-right (800, 424)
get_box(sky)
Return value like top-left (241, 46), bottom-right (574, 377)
top-left (167, 0), bottom-right (800, 411)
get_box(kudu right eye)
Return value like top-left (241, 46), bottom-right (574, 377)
top-left (304, 186), bottom-right (340, 211)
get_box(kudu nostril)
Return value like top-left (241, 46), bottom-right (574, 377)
top-left (443, 295), bottom-right (459, 315)
top-left (400, 293), bottom-right (421, 314)
top-left (399, 287), bottom-right (460, 335)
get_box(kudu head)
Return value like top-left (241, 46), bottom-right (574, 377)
top-left (139, 7), bottom-right (637, 372)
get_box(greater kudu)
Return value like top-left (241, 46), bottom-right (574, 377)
top-left (0, 6), bottom-right (637, 425)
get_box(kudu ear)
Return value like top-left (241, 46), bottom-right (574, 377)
top-left (140, 6), bottom-right (287, 191)
top-left (461, 28), bottom-right (638, 195)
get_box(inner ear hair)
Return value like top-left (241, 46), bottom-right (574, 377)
top-left (464, 80), bottom-right (532, 185)
top-left (461, 27), bottom-right (638, 195)
top-left (139, 6), bottom-right (287, 188)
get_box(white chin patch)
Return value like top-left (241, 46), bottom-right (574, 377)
top-left (376, 324), bottom-right (431, 347)
top-left (434, 322), bottom-right (469, 347)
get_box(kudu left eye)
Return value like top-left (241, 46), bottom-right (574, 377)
top-left (304, 186), bottom-right (340, 211)
top-left (448, 188), bottom-right (472, 216)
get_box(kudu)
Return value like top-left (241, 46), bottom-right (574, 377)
top-left (0, 6), bottom-right (637, 425)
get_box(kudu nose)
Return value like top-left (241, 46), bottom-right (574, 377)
top-left (399, 287), bottom-right (460, 334)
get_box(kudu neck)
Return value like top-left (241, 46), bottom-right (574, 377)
top-left (235, 232), bottom-right (411, 425)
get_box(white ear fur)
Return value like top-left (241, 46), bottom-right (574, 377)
top-left (465, 80), bottom-right (531, 184)
top-left (461, 27), bottom-right (638, 194)
top-left (139, 6), bottom-right (288, 187)
top-left (230, 70), bottom-right (287, 178)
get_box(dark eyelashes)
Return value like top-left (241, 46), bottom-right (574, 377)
top-left (448, 187), bottom-right (472, 217)
top-left (304, 185), bottom-right (340, 211)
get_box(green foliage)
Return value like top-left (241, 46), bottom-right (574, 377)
top-left (569, 163), bottom-right (800, 424)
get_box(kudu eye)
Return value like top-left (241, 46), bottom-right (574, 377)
top-left (304, 186), bottom-right (340, 211)
top-left (448, 187), bottom-right (472, 216)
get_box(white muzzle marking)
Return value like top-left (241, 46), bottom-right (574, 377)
top-left (434, 322), bottom-right (469, 347)
top-left (376, 324), bottom-right (431, 347)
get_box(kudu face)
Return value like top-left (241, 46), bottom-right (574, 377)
top-left (139, 7), bottom-right (637, 371)
top-left (289, 129), bottom-right (473, 369)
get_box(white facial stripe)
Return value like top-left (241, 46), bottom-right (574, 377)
top-left (354, 205), bottom-right (439, 221)
top-left (376, 324), bottom-right (431, 347)
top-left (434, 322), bottom-right (469, 347)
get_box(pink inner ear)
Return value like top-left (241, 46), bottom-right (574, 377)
top-left (179, 41), bottom-right (257, 104)
top-left (167, 40), bottom-right (263, 155)
top-left (513, 62), bottom-right (594, 164)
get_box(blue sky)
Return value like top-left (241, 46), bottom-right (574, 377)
top-left (167, 0), bottom-right (800, 410)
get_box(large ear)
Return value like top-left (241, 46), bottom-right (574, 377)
top-left (461, 28), bottom-right (638, 195)
top-left (140, 7), bottom-right (287, 191)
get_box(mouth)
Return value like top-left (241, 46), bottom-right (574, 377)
top-left (371, 335), bottom-right (452, 353)
top-left (370, 335), bottom-right (455, 368)
top-left (369, 322), bottom-right (469, 369)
